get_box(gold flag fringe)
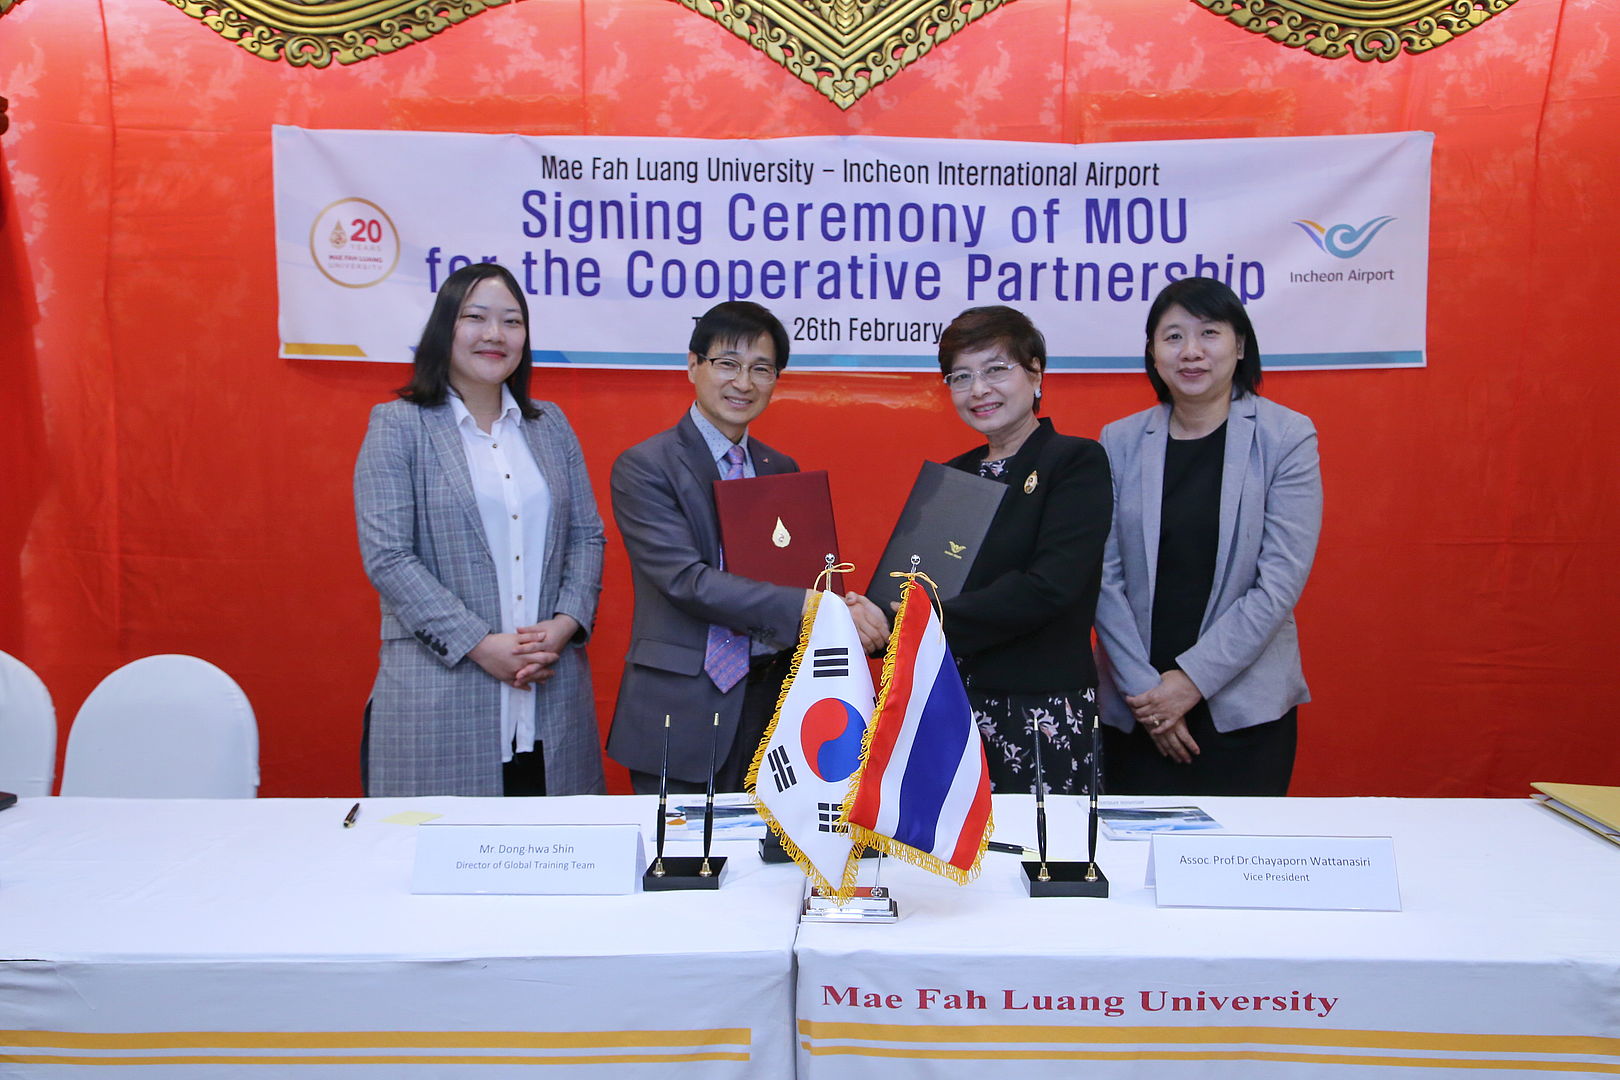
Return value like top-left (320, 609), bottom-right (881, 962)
top-left (745, 589), bottom-right (868, 899)
top-left (840, 577), bottom-right (993, 888)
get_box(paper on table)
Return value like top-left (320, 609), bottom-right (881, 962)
top-left (664, 793), bottom-right (766, 840)
top-left (381, 811), bottom-right (444, 826)
top-left (1098, 805), bottom-right (1220, 841)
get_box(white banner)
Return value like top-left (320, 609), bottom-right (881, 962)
top-left (273, 128), bottom-right (1431, 372)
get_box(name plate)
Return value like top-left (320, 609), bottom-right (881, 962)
top-left (411, 823), bottom-right (646, 895)
top-left (1149, 834), bottom-right (1400, 911)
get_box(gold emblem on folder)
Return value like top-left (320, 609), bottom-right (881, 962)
top-left (1023, 471), bottom-right (1039, 494)
top-left (944, 540), bottom-right (967, 560)
top-left (772, 517), bottom-right (792, 548)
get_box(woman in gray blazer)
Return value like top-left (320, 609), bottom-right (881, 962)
top-left (1094, 277), bottom-right (1321, 795)
top-left (354, 263), bottom-right (606, 797)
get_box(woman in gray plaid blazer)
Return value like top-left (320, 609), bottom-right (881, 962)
top-left (355, 264), bottom-right (606, 796)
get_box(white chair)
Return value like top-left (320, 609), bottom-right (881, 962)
top-left (60, 655), bottom-right (259, 797)
top-left (0, 650), bottom-right (57, 796)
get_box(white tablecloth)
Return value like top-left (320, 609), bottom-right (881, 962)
top-left (794, 796), bottom-right (1620, 1078)
top-left (0, 795), bottom-right (804, 1078)
top-left (8, 795), bottom-right (1619, 1078)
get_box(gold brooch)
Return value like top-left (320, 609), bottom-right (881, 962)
top-left (1023, 471), bottom-right (1039, 494)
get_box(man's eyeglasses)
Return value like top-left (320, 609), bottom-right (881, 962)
top-left (943, 362), bottom-right (1020, 392)
top-left (703, 355), bottom-right (780, 385)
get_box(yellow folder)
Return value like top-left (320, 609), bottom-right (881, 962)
top-left (1531, 782), bottom-right (1620, 847)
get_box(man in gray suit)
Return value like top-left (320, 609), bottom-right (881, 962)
top-left (606, 302), bottom-right (885, 793)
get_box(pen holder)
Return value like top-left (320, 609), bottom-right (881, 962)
top-left (1022, 861), bottom-right (1109, 898)
top-left (643, 855), bottom-right (727, 891)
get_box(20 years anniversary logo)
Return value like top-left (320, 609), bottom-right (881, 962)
top-left (309, 197), bottom-right (401, 288)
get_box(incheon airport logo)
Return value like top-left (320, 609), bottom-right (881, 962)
top-left (309, 197), bottom-right (401, 288)
top-left (1292, 216), bottom-right (1396, 259)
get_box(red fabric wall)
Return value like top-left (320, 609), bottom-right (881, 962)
top-left (2, 0), bottom-right (1615, 797)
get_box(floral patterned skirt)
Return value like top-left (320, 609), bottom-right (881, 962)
top-left (971, 687), bottom-right (1097, 796)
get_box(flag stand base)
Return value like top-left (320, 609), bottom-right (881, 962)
top-left (802, 885), bottom-right (898, 922)
top-left (643, 856), bottom-right (727, 891)
top-left (1022, 861), bottom-right (1109, 898)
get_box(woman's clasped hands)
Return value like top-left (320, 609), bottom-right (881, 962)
top-left (469, 615), bottom-right (580, 690)
top-left (1125, 669), bottom-right (1203, 764)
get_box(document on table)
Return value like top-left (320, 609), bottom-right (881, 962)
top-left (663, 793), bottom-right (767, 839)
top-left (1098, 805), bottom-right (1221, 841)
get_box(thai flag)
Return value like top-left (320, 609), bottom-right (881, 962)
top-left (844, 580), bottom-right (992, 882)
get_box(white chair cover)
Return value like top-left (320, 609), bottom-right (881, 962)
top-left (60, 655), bottom-right (259, 797)
top-left (0, 650), bottom-right (57, 796)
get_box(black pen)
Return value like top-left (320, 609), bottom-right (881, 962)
top-left (1085, 714), bottom-right (1101, 881)
top-left (701, 713), bottom-right (719, 876)
top-left (342, 802), bottom-right (360, 829)
top-left (1032, 728), bottom-right (1050, 881)
top-left (987, 839), bottom-right (1038, 857)
top-left (653, 715), bottom-right (670, 877)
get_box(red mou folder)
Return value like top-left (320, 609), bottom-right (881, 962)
top-left (714, 470), bottom-right (844, 593)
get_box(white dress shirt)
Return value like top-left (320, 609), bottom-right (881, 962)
top-left (450, 387), bottom-right (550, 761)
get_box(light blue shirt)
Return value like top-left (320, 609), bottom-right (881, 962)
top-left (689, 404), bottom-right (756, 479)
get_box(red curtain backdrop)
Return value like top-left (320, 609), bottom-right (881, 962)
top-left (1, 0), bottom-right (1615, 797)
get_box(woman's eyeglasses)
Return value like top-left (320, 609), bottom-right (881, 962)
top-left (944, 362), bottom-right (1019, 392)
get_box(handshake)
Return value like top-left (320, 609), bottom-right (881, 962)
top-left (834, 590), bottom-right (890, 656)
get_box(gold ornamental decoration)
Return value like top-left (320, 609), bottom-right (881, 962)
top-left (157, 0), bottom-right (515, 67)
top-left (668, 0), bottom-right (1014, 110)
top-left (0, 0), bottom-right (1521, 71)
top-left (1190, 0), bottom-right (1522, 62)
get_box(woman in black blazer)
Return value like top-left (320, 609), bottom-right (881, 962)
top-left (935, 306), bottom-right (1113, 794)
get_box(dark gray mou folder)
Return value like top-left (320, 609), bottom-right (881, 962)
top-left (866, 461), bottom-right (1008, 614)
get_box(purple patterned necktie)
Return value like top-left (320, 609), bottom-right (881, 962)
top-left (704, 444), bottom-right (750, 693)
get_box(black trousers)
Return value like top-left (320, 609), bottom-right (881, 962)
top-left (1103, 704), bottom-right (1297, 797)
top-left (629, 653), bottom-right (791, 795)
